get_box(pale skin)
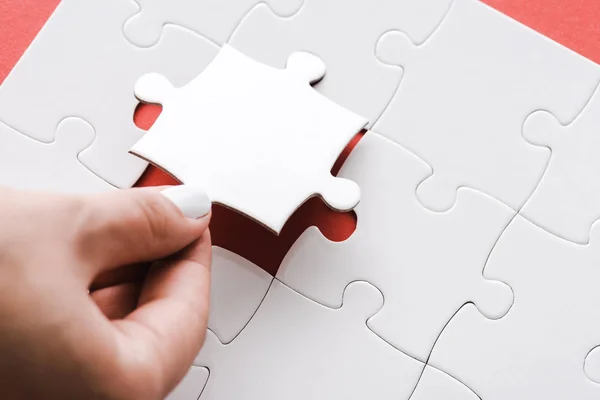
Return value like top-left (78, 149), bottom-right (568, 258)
top-left (0, 186), bottom-right (212, 399)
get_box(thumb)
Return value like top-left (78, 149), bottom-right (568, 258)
top-left (75, 185), bottom-right (211, 278)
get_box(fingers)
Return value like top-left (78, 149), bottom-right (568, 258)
top-left (74, 186), bottom-right (211, 278)
top-left (91, 281), bottom-right (142, 320)
top-left (111, 229), bottom-right (212, 395)
top-left (90, 263), bottom-right (150, 292)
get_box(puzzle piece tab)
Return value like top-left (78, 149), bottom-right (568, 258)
top-left (429, 216), bottom-right (600, 399)
top-left (194, 281), bottom-right (424, 399)
top-left (0, 118), bottom-right (114, 193)
top-left (277, 132), bottom-right (514, 361)
top-left (522, 83), bottom-right (600, 244)
top-left (230, 0), bottom-right (452, 127)
top-left (373, 0), bottom-right (600, 212)
top-left (209, 247), bottom-right (272, 343)
top-left (0, 0), bottom-right (218, 188)
top-left (124, 0), bottom-right (302, 47)
top-left (131, 45), bottom-right (367, 233)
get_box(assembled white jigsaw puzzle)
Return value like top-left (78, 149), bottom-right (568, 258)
top-left (0, 0), bottom-right (218, 188)
top-left (229, 0), bottom-right (453, 127)
top-left (130, 44), bottom-right (367, 233)
top-left (1, 0), bottom-right (600, 398)
top-left (428, 216), bottom-right (600, 399)
top-left (373, 0), bottom-right (599, 212)
top-left (124, 0), bottom-right (303, 47)
top-left (194, 280), bottom-right (426, 400)
top-left (277, 132), bottom-right (514, 361)
top-left (0, 117), bottom-right (114, 193)
top-left (522, 82), bottom-right (600, 244)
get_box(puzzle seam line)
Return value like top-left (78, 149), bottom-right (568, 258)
top-left (264, 276), bottom-right (431, 369)
top-left (515, 80), bottom-right (600, 245)
top-left (0, 114), bottom-right (117, 188)
top-left (223, 277), bottom-right (275, 345)
top-left (417, 303), bottom-right (484, 399)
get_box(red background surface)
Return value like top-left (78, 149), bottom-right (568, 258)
top-left (1, 0), bottom-right (599, 276)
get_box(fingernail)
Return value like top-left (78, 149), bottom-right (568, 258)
top-left (161, 186), bottom-right (211, 219)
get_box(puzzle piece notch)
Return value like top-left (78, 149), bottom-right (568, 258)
top-left (585, 346), bottom-right (600, 384)
top-left (194, 280), bottom-right (424, 399)
top-left (0, 117), bottom-right (115, 193)
top-left (429, 216), bottom-right (600, 399)
top-left (375, 29), bottom-right (416, 68)
top-left (229, 0), bottom-right (453, 129)
top-left (372, 0), bottom-right (600, 213)
top-left (131, 44), bottom-right (366, 233)
top-left (277, 132), bottom-right (513, 362)
top-left (0, 0), bottom-right (219, 188)
top-left (124, 0), bottom-right (303, 47)
top-left (54, 117), bottom-right (97, 155)
top-left (521, 83), bottom-right (600, 244)
top-left (196, 281), bottom-right (386, 368)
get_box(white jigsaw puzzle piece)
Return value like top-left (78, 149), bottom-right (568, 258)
top-left (0, 0), bottom-right (218, 188)
top-left (521, 83), bottom-right (600, 244)
top-left (124, 0), bottom-right (303, 47)
top-left (0, 118), bottom-right (114, 193)
top-left (229, 0), bottom-right (453, 128)
top-left (166, 366), bottom-right (209, 400)
top-left (429, 215), bottom-right (600, 400)
top-left (411, 366), bottom-right (480, 400)
top-left (209, 247), bottom-right (272, 343)
top-left (585, 346), bottom-right (600, 384)
top-left (277, 132), bottom-right (514, 362)
top-left (131, 45), bottom-right (367, 233)
top-left (194, 280), bottom-right (424, 399)
top-left (373, 0), bottom-right (600, 212)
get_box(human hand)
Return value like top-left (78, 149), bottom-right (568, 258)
top-left (0, 185), bottom-right (212, 399)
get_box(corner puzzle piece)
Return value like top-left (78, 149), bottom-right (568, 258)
top-left (0, 118), bottom-right (114, 193)
top-left (429, 216), bottom-right (600, 400)
top-left (194, 281), bottom-right (424, 399)
top-left (124, 0), bottom-right (302, 47)
top-left (131, 45), bottom-right (367, 233)
top-left (585, 346), bottom-right (600, 384)
top-left (0, 0), bottom-right (218, 188)
top-left (229, 0), bottom-right (452, 128)
top-left (521, 83), bottom-right (600, 244)
top-left (209, 247), bottom-right (272, 343)
top-left (277, 132), bottom-right (514, 362)
top-left (373, 0), bottom-right (600, 212)
top-left (411, 366), bottom-right (479, 400)
top-left (166, 366), bottom-right (209, 400)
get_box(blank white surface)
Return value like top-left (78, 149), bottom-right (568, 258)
top-left (230, 0), bottom-right (453, 127)
top-left (195, 281), bottom-right (424, 399)
top-left (0, 118), bottom-right (114, 193)
top-left (0, 0), bottom-right (218, 188)
top-left (277, 132), bottom-right (514, 361)
top-left (430, 216), bottom-right (600, 400)
top-left (209, 247), bottom-right (273, 343)
top-left (373, 0), bottom-right (600, 212)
